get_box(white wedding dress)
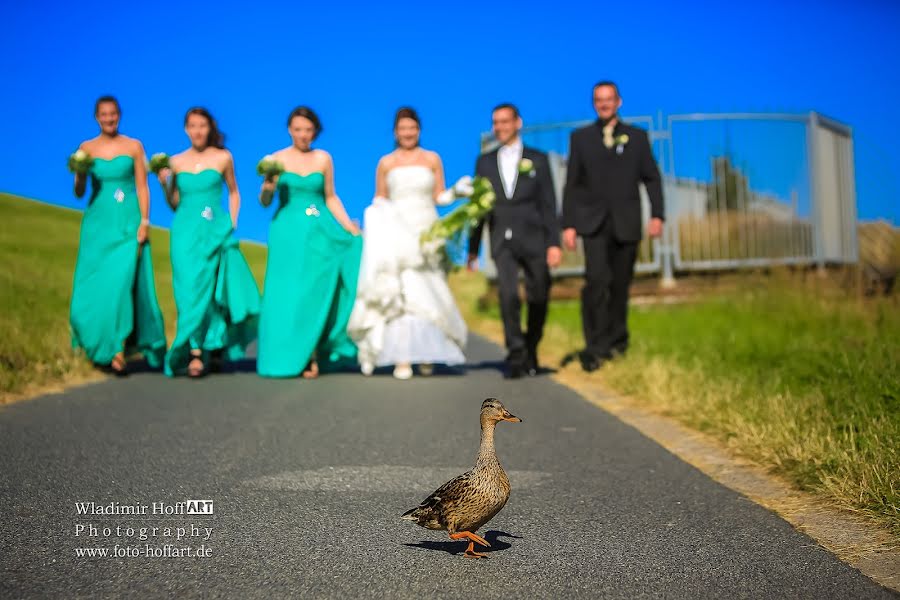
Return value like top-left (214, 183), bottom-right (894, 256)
top-left (348, 165), bottom-right (467, 369)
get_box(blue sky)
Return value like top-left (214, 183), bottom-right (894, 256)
top-left (2, 0), bottom-right (898, 242)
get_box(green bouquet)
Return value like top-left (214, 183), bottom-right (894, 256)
top-left (420, 175), bottom-right (496, 258)
top-left (257, 155), bottom-right (285, 179)
top-left (67, 149), bottom-right (93, 175)
top-left (148, 153), bottom-right (170, 174)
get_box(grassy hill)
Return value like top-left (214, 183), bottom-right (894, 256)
top-left (0, 193), bottom-right (267, 400)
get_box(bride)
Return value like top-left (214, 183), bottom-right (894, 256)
top-left (347, 107), bottom-right (467, 380)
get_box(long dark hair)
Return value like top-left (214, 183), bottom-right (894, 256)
top-left (394, 106), bottom-right (421, 148)
top-left (184, 107), bottom-right (225, 149)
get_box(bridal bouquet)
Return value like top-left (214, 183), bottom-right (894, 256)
top-left (148, 153), bottom-right (170, 174)
top-left (256, 155), bottom-right (285, 179)
top-left (67, 149), bottom-right (93, 175)
top-left (420, 175), bottom-right (496, 259)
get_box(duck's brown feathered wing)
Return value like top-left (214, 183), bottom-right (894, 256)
top-left (400, 470), bottom-right (473, 530)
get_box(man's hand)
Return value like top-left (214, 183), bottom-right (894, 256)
top-left (563, 227), bottom-right (577, 251)
top-left (648, 217), bottom-right (663, 238)
top-left (546, 245), bottom-right (562, 269)
top-left (467, 253), bottom-right (479, 272)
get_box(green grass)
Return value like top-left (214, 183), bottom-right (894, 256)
top-left (449, 270), bottom-right (900, 535)
top-left (0, 193), bottom-right (267, 400)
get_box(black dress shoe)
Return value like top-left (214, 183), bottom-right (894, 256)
top-left (526, 347), bottom-right (539, 376)
top-left (578, 350), bottom-right (603, 372)
top-left (609, 346), bottom-right (627, 360)
top-left (504, 363), bottom-right (526, 379)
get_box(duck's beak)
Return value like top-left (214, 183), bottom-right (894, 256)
top-left (503, 413), bottom-right (522, 423)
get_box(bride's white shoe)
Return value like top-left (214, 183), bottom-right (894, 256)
top-left (361, 361), bottom-right (374, 376)
top-left (393, 364), bottom-right (413, 380)
top-left (418, 363), bottom-right (434, 376)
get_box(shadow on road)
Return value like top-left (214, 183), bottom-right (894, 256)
top-left (465, 360), bottom-right (558, 377)
top-left (403, 530), bottom-right (522, 556)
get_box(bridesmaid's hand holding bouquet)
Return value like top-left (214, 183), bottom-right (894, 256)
top-left (257, 155), bottom-right (285, 183)
top-left (148, 153), bottom-right (171, 185)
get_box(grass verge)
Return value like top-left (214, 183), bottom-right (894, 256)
top-left (0, 194), bottom-right (267, 402)
top-left (448, 269), bottom-right (900, 537)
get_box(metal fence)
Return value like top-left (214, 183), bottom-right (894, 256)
top-left (476, 111), bottom-right (858, 285)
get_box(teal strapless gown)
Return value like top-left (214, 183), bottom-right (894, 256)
top-left (163, 169), bottom-right (261, 376)
top-left (70, 156), bottom-right (167, 366)
top-left (257, 172), bottom-right (363, 377)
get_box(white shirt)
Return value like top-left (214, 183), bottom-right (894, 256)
top-left (498, 138), bottom-right (523, 198)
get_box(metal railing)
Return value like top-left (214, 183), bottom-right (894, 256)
top-left (475, 111), bottom-right (858, 284)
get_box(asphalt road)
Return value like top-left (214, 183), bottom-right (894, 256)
top-left (0, 335), bottom-right (895, 599)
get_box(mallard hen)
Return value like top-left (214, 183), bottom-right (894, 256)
top-left (401, 397), bottom-right (521, 558)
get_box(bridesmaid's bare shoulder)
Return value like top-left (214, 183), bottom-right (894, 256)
top-left (313, 148), bottom-right (332, 168)
top-left (125, 136), bottom-right (145, 157)
top-left (79, 137), bottom-right (100, 153)
top-left (216, 147), bottom-right (234, 168)
top-left (169, 150), bottom-right (187, 171)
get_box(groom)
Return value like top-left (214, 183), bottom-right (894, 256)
top-left (562, 81), bottom-right (664, 371)
top-left (468, 103), bottom-right (562, 379)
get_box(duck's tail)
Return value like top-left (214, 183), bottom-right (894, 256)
top-left (400, 507), bottom-right (420, 520)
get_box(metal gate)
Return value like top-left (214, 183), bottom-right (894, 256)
top-left (476, 111), bottom-right (858, 284)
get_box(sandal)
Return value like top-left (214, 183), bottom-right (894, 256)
top-left (302, 360), bottom-right (319, 379)
top-left (110, 352), bottom-right (128, 377)
top-left (187, 351), bottom-right (205, 378)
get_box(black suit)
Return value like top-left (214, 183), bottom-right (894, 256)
top-left (562, 119), bottom-right (664, 358)
top-left (470, 145), bottom-right (560, 368)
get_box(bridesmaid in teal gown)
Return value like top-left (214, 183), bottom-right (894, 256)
top-left (70, 96), bottom-right (167, 374)
top-left (257, 106), bottom-right (362, 378)
top-left (157, 107), bottom-right (261, 377)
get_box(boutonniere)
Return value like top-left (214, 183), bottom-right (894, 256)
top-left (615, 134), bottom-right (629, 155)
top-left (518, 157), bottom-right (536, 177)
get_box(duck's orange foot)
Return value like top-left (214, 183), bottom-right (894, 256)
top-left (449, 531), bottom-right (491, 548)
top-left (450, 531), bottom-right (491, 557)
top-left (463, 541), bottom-right (489, 559)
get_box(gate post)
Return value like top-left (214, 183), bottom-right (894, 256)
top-left (658, 111), bottom-right (677, 289)
top-left (659, 225), bottom-right (676, 289)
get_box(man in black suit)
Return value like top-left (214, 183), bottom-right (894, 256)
top-left (468, 104), bottom-right (562, 378)
top-left (562, 81), bottom-right (664, 372)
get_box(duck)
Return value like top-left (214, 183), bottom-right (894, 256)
top-left (401, 397), bottom-right (522, 558)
